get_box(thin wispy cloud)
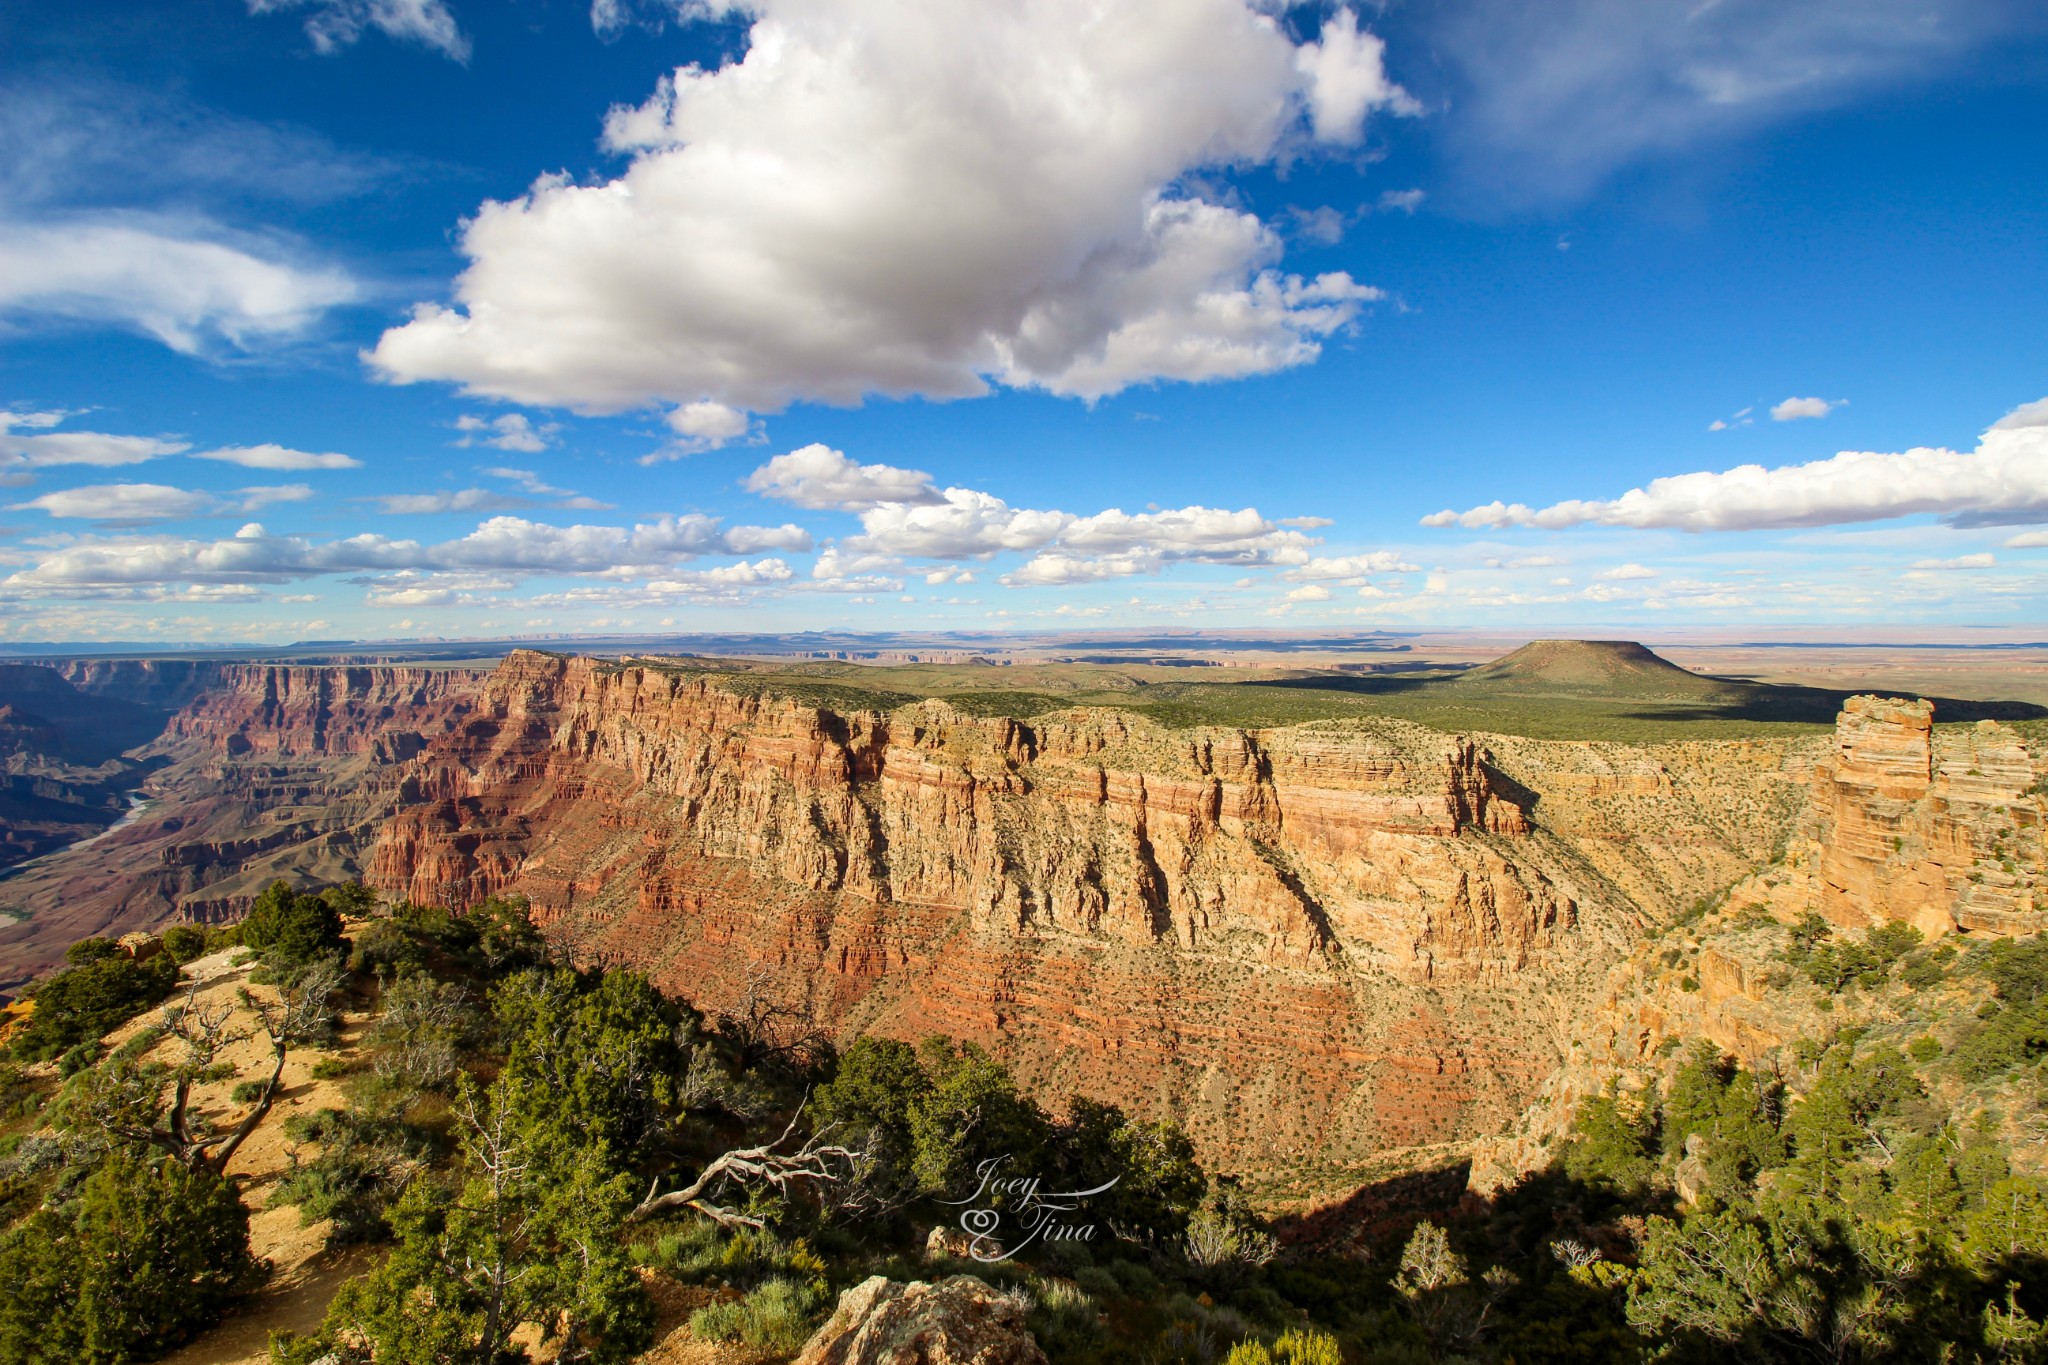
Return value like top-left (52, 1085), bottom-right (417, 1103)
top-left (247, 0), bottom-right (471, 60)
top-left (1415, 0), bottom-right (2047, 205)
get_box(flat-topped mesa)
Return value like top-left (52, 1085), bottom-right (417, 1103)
top-left (1816, 695), bottom-right (2045, 935)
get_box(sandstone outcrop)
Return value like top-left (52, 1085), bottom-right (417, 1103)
top-left (792, 1276), bottom-right (1046, 1365)
top-left (1471, 698), bottom-right (2048, 1192)
top-left (1808, 696), bottom-right (2043, 935)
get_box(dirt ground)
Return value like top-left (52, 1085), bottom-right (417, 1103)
top-left (97, 948), bottom-right (372, 1365)
top-left (101, 948), bottom-right (779, 1365)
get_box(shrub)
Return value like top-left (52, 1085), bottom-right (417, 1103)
top-left (159, 925), bottom-right (210, 965)
top-left (10, 950), bottom-right (180, 1063)
top-left (239, 881), bottom-right (346, 968)
top-left (0, 1151), bottom-right (262, 1364)
top-left (1224, 1329), bottom-right (1344, 1365)
top-left (1027, 1277), bottom-right (1103, 1358)
top-left (1073, 1264), bottom-right (1122, 1299)
top-left (687, 1277), bottom-right (828, 1353)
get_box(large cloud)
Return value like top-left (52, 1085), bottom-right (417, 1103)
top-left (1423, 397), bottom-right (2048, 532)
top-left (369, 0), bottom-right (1407, 414)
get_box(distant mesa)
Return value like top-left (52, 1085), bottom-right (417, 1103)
top-left (1453, 639), bottom-right (1720, 699)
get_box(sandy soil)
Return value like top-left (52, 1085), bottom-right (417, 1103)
top-left (99, 948), bottom-right (380, 1365)
top-left (112, 949), bottom-right (779, 1365)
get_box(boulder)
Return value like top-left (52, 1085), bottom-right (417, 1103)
top-left (116, 932), bottom-right (161, 961)
top-left (792, 1275), bottom-right (1046, 1365)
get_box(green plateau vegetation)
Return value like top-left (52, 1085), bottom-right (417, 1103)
top-left (0, 880), bottom-right (2043, 1364)
top-left (616, 639), bottom-right (2046, 741)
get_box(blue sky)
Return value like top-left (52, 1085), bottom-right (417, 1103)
top-left (2, 0), bottom-right (2046, 643)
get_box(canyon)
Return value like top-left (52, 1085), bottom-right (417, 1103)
top-left (0, 645), bottom-right (2040, 1191)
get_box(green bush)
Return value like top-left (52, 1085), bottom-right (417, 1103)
top-left (1561, 1087), bottom-right (1658, 1196)
top-left (240, 881), bottom-right (347, 968)
top-left (10, 951), bottom-right (180, 1063)
top-left (158, 925), bottom-right (210, 965)
top-left (687, 1277), bottom-right (828, 1353)
top-left (0, 1151), bottom-right (262, 1364)
top-left (64, 938), bottom-right (121, 966)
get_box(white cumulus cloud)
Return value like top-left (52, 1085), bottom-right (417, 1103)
top-left (1284, 551), bottom-right (1419, 579)
top-left (646, 401), bottom-right (757, 461)
top-left (368, 0), bottom-right (1401, 415)
top-left (743, 444), bottom-right (942, 511)
top-left (742, 442), bottom-right (1328, 585)
top-left (1422, 396), bottom-right (2048, 533)
top-left (1293, 8), bottom-right (1419, 144)
top-left (1771, 395), bottom-right (1837, 422)
top-left (194, 443), bottom-right (362, 470)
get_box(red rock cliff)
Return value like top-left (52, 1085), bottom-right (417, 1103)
top-left (363, 652), bottom-right (1794, 1181)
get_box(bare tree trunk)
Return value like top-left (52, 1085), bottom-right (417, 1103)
top-left (204, 1041), bottom-right (286, 1174)
top-left (627, 1106), bottom-right (860, 1225)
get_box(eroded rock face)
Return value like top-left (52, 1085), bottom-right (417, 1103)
top-left (357, 653), bottom-right (1808, 1178)
top-left (0, 663), bottom-right (489, 992)
top-left (373, 654), bottom-right (1562, 970)
top-left (792, 1276), bottom-right (1046, 1365)
top-left (1814, 696), bottom-right (2044, 935)
top-left (0, 650), bottom-right (1831, 1188)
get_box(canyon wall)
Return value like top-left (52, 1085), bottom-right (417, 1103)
top-left (361, 652), bottom-right (1810, 1182)
top-left (21, 657), bottom-right (2021, 1191)
top-left (0, 663), bottom-right (487, 992)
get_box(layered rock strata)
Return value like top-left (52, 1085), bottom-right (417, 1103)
top-left (1806, 697), bottom-right (2042, 935)
top-left (364, 653), bottom-right (1808, 1178)
top-left (0, 663), bottom-right (486, 992)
